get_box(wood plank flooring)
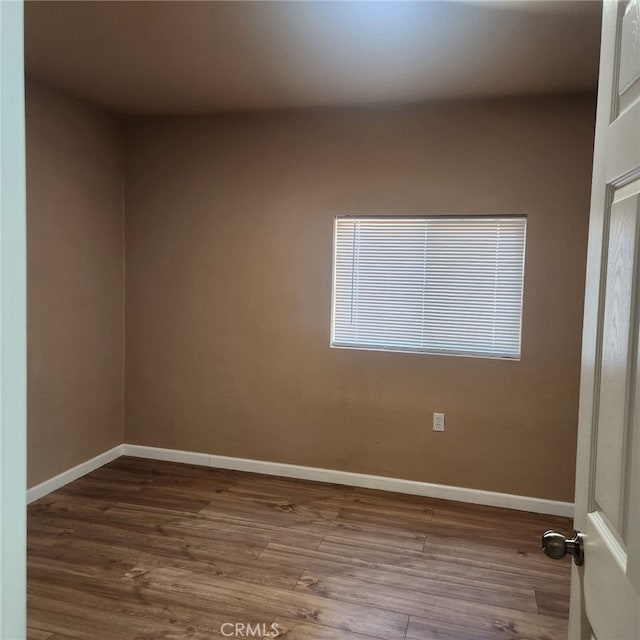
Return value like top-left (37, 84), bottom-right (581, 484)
top-left (27, 457), bottom-right (573, 640)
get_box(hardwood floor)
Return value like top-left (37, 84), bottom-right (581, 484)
top-left (27, 457), bottom-right (572, 639)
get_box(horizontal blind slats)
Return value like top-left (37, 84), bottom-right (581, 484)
top-left (332, 215), bottom-right (526, 359)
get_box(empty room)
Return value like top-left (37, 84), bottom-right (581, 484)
top-left (1, 0), bottom-right (639, 638)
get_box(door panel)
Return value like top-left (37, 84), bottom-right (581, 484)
top-left (594, 194), bottom-right (638, 537)
top-left (571, 1), bottom-right (640, 638)
top-left (584, 511), bottom-right (638, 639)
top-left (607, 102), bottom-right (640, 182)
top-left (619, 0), bottom-right (640, 111)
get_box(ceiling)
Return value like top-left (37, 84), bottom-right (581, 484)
top-left (25, 1), bottom-right (602, 115)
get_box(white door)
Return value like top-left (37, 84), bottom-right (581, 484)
top-left (0, 0), bottom-right (27, 638)
top-left (568, 1), bottom-right (640, 638)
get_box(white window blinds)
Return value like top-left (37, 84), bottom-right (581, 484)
top-left (331, 216), bottom-right (526, 359)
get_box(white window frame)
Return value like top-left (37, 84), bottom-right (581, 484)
top-left (330, 214), bottom-right (527, 360)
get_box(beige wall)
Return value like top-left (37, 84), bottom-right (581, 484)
top-left (27, 80), bottom-right (124, 487)
top-left (124, 95), bottom-right (595, 502)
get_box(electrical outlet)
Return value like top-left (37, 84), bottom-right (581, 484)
top-left (433, 412), bottom-right (445, 432)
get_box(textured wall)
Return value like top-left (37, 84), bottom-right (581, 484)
top-left (124, 95), bottom-right (595, 501)
top-left (27, 80), bottom-right (124, 487)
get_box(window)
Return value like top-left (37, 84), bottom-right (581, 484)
top-left (331, 215), bottom-right (526, 359)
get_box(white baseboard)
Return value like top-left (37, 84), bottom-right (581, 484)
top-left (27, 444), bottom-right (124, 504)
top-left (122, 444), bottom-right (574, 517)
top-left (26, 442), bottom-right (574, 517)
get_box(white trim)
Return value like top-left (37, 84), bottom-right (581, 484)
top-left (123, 444), bottom-right (574, 517)
top-left (122, 444), bottom-right (210, 467)
top-left (1, 2), bottom-right (27, 637)
top-left (27, 443), bottom-right (574, 517)
top-left (27, 445), bottom-right (124, 504)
